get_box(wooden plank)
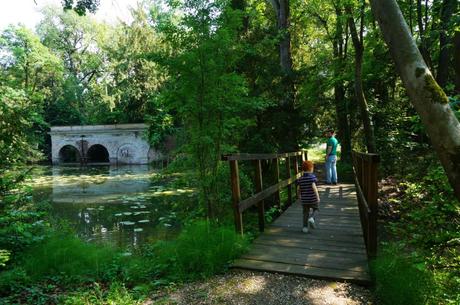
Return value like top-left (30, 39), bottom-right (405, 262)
top-left (253, 237), bottom-right (367, 255)
top-left (232, 259), bottom-right (371, 285)
top-left (252, 232), bottom-right (366, 249)
top-left (271, 220), bottom-right (363, 236)
top-left (241, 247), bottom-right (368, 272)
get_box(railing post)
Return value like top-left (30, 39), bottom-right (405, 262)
top-left (274, 157), bottom-right (281, 207)
top-left (367, 155), bottom-right (379, 258)
top-left (285, 157), bottom-right (292, 206)
top-left (230, 160), bottom-right (243, 235)
top-left (254, 160), bottom-right (265, 232)
top-left (293, 155), bottom-right (299, 200)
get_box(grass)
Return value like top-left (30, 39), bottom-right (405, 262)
top-left (21, 233), bottom-right (116, 282)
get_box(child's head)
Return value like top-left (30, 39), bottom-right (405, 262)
top-left (302, 160), bottom-right (314, 172)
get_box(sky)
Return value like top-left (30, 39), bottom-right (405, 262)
top-left (0, 0), bottom-right (141, 31)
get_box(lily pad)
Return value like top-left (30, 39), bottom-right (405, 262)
top-left (120, 221), bottom-right (135, 225)
top-left (134, 228), bottom-right (143, 232)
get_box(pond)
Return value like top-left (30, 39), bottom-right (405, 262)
top-left (28, 165), bottom-right (197, 248)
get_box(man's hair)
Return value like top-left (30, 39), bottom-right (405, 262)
top-left (328, 129), bottom-right (335, 134)
top-left (302, 160), bottom-right (314, 172)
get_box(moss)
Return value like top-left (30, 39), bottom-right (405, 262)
top-left (415, 67), bottom-right (425, 78)
top-left (424, 74), bottom-right (449, 104)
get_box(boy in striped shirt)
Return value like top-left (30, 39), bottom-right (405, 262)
top-left (297, 160), bottom-right (320, 233)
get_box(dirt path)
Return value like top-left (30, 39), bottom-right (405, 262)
top-left (151, 270), bottom-right (374, 305)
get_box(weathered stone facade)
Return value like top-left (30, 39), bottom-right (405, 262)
top-left (50, 124), bottom-right (163, 165)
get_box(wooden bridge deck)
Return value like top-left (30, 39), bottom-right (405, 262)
top-left (233, 183), bottom-right (371, 285)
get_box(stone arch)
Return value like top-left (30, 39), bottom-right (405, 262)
top-left (87, 144), bottom-right (110, 163)
top-left (58, 145), bottom-right (81, 163)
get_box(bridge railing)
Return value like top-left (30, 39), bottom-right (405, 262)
top-left (222, 151), bottom-right (307, 235)
top-left (351, 151), bottom-right (380, 258)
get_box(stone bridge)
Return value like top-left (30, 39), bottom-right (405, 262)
top-left (50, 124), bottom-right (166, 165)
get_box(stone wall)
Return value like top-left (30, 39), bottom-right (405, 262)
top-left (50, 124), bottom-right (164, 165)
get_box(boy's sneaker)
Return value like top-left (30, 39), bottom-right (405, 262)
top-left (302, 227), bottom-right (309, 233)
top-left (308, 217), bottom-right (316, 229)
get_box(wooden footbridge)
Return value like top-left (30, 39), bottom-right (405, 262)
top-left (222, 151), bottom-right (379, 285)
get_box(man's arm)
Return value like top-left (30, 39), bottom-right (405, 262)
top-left (326, 145), bottom-right (332, 160)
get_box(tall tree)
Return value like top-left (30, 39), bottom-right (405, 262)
top-left (267, 0), bottom-right (300, 152)
top-left (369, 0), bottom-right (460, 200)
top-left (37, 6), bottom-right (109, 124)
top-left (104, 6), bottom-right (163, 123)
top-left (436, 0), bottom-right (457, 88)
top-left (308, 1), bottom-right (352, 161)
top-left (455, 30), bottom-right (460, 93)
top-left (346, 0), bottom-right (376, 153)
top-left (155, 0), bottom-right (257, 218)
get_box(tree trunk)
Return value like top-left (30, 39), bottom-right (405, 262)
top-left (268, 0), bottom-right (293, 75)
top-left (268, 0), bottom-right (299, 151)
top-left (369, 0), bottom-right (460, 201)
top-left (454, 30), bottom-right (460, 94)
top-left (416, 0), bottom-right (433, 70)
top-left (334, 83), bottom-right (352, 162)
top-left (347, 3), bottom-right (377, 153)
top-left (436, 0), bottom-right (456, 88)
top-left (332, 5), bottom-right (352, 162)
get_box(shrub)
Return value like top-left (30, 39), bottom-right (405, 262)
top-left (153, 220), bottom-right (248, 281)
top-left (372, 244), bottom-right (434, 305)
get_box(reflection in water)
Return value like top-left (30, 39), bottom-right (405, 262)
top-left (29, 165), bottom-right (196, 248)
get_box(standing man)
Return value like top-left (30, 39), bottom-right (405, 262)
top-left (325, 129), bottom-right (338, 185)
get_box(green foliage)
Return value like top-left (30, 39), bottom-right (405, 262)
top-left (0, 87), bottom-right (45, 166)
top-left (62, 282), bottom-right (143, 305)
top-left (0, 170), bottom-right (49, 263)
top-left (154, 0), bottom-right (264, 216)
top-left (104, 7), bottom-right (164, 124)
top-left (372, 244), bottom-right (434, 305)
top-left (384, 165), bottom-right (460, 304)
top-left (152, 220), bottom-right (248, 281)
top-left (21, 233), bottom-right (116, 282)
top-left (0, 250), bottom-right (10, 267)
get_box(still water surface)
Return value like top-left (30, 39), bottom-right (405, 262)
top-left (29, 165), bottom-right (196, 248)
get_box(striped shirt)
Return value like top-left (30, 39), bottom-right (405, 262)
top-left (297, 173), bottom-right (318, 204)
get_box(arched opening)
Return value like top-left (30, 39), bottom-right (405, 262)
top-left (58, 145), bottom-right (81, 163)
top-left (87, 144), bottom-right (110, 163)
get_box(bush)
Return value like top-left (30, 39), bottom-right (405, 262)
top-left (62, 282), bottom-right (143, 305)
top-left (21, 233), bottom-right (116, 282)
top-left (372, 244), bottom-right (434, 305)
top-left (153, 220), bottom-right (248, 281)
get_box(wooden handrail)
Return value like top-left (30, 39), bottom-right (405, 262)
top-left (352, 150), bottom-right (379, 258)
top-left (238, 173), bottom-right (302, 213)
top-left (224, 151), bottom-right (306, 234)
top-left (222, 151), bottom-right (306, 161)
